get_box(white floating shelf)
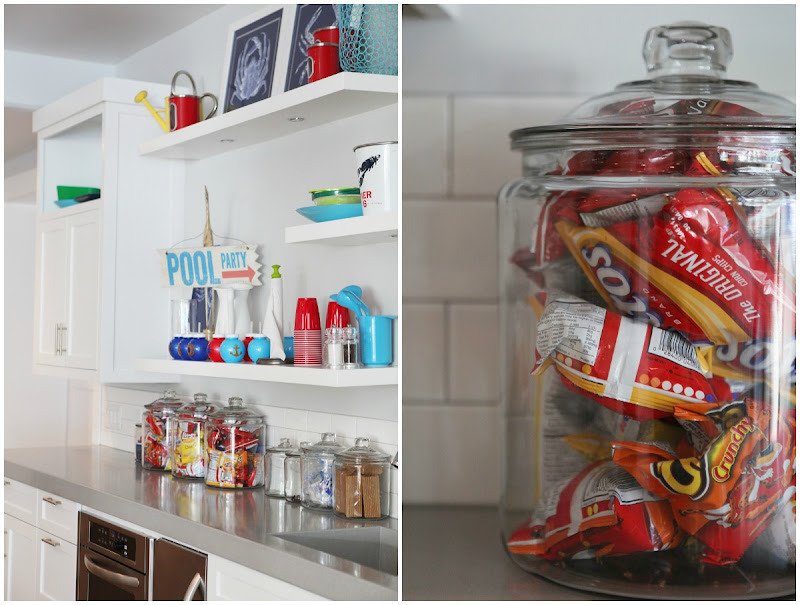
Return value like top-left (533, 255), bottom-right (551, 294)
top-left (134, 358), bottom-right (398, 387)
top-left (285, 212), bottom-right (398, 245)
top-left (138, 73), bottom-right (398, 160)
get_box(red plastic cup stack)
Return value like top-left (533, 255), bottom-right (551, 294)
top-left (325, 301), bottom-right (351, 329)
top-left (294, 298), bottom-right (322, 365)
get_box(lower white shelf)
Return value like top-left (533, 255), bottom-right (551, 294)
top-left (285, 212), bottom-right (398, 245)
top-left (134, 358), bottom-right (398, 387)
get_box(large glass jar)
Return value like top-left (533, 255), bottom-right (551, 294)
top-left (141, 390), bottom-right (184, 471)
top-left (498, 23), bottom-right (795, 599)
top-left (169, 393), bottom-right (217, 480)
top-left (264, 437), bottom-right (293, 498)
top-left (300, 433), bottom-right (344, 511)
top-left (204, 397), bottom-right (266, 489)
top-left (333, 438), bottom-right (391, 520)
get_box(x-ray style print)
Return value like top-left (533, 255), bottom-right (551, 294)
top-left (224, 9), bottom-right (283, 112)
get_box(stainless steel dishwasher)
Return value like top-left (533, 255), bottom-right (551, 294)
top-left (77, 511), bottom-right (207, 600)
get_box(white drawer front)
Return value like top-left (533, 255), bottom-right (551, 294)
top-left (208, 554), bottom-right (326, 601)
top-left (36, 528), bottom-right (77, 601)
top-left (37, 490), bottom-right (80, 544)
top-left (3, 478), bottom-right (37, 525)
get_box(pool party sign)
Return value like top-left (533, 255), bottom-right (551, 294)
top-left (160, 245), bottom-right (262, 288)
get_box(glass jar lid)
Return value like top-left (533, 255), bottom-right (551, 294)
top-left (207, 396), bottom-right (264, 426)
top-left (301, 432), bottom-right (344, 456)
top-left (144, 389), bottom-right (184, 412)
top-left (511, 22), bottom-right (795, 151)
top-left (175, 392), bottom-right (216, 418)
top-left (334, 437), bottom-right (392, 464)
top-left (267, 437), bottom-right (294, 453)
top-left (286, 442), bottom-right (310, 458)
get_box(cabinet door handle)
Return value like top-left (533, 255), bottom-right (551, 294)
top-left (42, 496), bottom-right (62, 506)
top-left (182, 572), bottom-right (206, 601)
top-left (3, 480), bottom-right (10, 485)
top-left (55, 324), bottom-right (59, 355)
top-left (41, 537), bottom-right (60, 548)
top-left (60, 324), bottom-right (68, 355)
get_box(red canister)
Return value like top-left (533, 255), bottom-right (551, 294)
top-left (313, 26), bottom-right (339, 45)
top-left (308, 42), bottom-right (341, 84)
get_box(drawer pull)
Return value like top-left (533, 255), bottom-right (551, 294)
top-left (41, 537), bottom-right (60, 548)
top-left (3, 480), bottom-right (9, 485)
top-left (42, 497), bottom-right (62, 506)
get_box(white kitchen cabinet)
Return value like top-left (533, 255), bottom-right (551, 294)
top-left (4, 478), bottom-right (38, 526)
top-left (32, 78), bottom-right (181, 383)
top-left (33, 206), bottom-right (100, 371)
top-left (4, 514), bottom-right (38, 601)
top-left (207, 554), bottom-right (326, 601)
top-left (37, 490), bottom-right (81, 545)
top-left (36, 528), bottom-right (77, 601)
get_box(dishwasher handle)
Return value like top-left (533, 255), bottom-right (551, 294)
top-left (183, 572), bottom-right (206, 601)
top-left (83, 553), bottom-right (141, 589)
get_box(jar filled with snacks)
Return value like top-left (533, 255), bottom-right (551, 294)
top-left (300, 433), bottom-right (344, 511)
top-left (169, 393), bottom-right (217, 480)
top-left (498, 22), bottom-right (795, 599)
top-left (333, 438), bottom-right (391, 520)
top-left (205, 397), bottom-right (266, 489)
top-left (265, 438), bottom-right (293, 498)
top-left (141, 390), bottom-right (184, 471)
top-left (284, 443), bottom-right (306, 503)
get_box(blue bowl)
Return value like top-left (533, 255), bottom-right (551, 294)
top-left (296, 204), bottom-right (363, 223)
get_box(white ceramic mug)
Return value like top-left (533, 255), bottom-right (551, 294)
top-left (354, 141), bottom-right (398, 215)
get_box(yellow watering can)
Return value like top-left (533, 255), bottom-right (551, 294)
top-left (134, 90), bottom-right (170, 133)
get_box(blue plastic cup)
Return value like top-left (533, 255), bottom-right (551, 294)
top-left (283, 336), bottom-right (294, 359)
top-left (357, 315), bottom-right (395, 367)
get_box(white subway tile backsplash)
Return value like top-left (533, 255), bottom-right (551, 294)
top-left (403, 200), bottom-right (497, 300)
top-left (403, 96), bottom-right (450, 196)
top-left (284, 408), bottom-right (308, 431)
top-left (306, 411), bottom-right (332, 434)
top-left (403, 303), bottom-right (446, 401)
top-left (402, 404), bottom-right (502, 505)
top-left (448, 304), bottom-right (499, 402)
top-left (356, 417), bottom-right (398, 447)
top-left (452, 95), bottom-right (588, 197)
top-left (330, 413), bottom-right (358, 442)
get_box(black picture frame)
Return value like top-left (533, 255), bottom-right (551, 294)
top-left (222, 7), bottom-right (284, 113)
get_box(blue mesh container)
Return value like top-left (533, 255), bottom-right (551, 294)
top-left (338, 4), bottom-right (398, 76)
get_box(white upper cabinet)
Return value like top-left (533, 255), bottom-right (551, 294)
top-left (32, 78), bottom-right (181, 383)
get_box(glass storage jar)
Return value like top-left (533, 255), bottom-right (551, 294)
top-left (169, 393), bottom-right (217, 479)
top-left (141, 390), bottom-right (184, 471)
top-left (284, 443), bottom-right (307, 503)
top-left (265, 437), bottom-right (293, 497)
top-left (300, 433), bottom-right (344, 511)
top-left (498, 23), bottom-right (795, 599)
top-left (333, 438), bottom-right (391, 520)
top-left (204, 397), bottom-right (266, 489)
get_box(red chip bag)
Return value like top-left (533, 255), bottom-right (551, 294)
top-left (532, 295), bottom-right (730, 420)
top-left (507, 461), bottom-right (683, 559)
top-left (557, 187), bottom-right (796, 346)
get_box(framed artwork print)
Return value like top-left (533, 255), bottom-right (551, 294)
top-left (221, 6), bottom-right (293, 113)
top-left (284, 4), bottom-right (340, 92)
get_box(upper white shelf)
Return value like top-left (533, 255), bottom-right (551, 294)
top-left (285, 212), bottom-right (398, 246)
top-left (134, 358), bottom-right (398, 387)
top-left (138, 73), bottom-right (398, 160)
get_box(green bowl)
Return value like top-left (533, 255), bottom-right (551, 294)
top-left (57, 186), bottom-right (100, 201)
top-left (309, 187), bottom-right (360, 206)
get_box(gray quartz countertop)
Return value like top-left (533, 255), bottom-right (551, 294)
top-left (4, 446), bottom-right (397, 600)
top-left (402, 506), bottom-right (606, 601)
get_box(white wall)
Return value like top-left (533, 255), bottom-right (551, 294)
top-left (402, 4), bottom-right (795, 504)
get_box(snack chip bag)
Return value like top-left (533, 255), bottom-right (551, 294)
top-left (612, 400), bottom-right (795, 564)
top-left (532, 295), bottom-right (730, 419)
top-left (507, 461), bottom-right (683, 559)
top-left (556, 187), bottom-right (796, 347)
